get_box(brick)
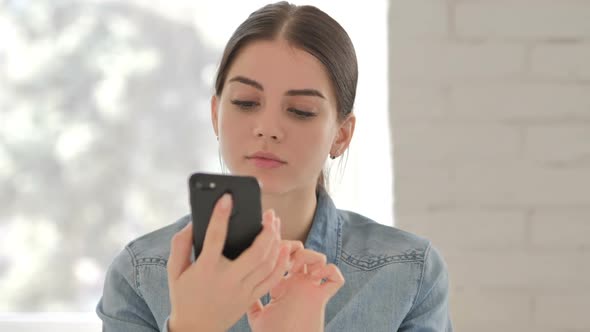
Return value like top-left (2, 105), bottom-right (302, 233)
top-left (397, 210), bottom-right (527, 252)
top-left (530, 210), bottom-right (590, 249)
top-left (390, 41), bottom-right (525, 82)
top-left (534, 295), bottom-right (590, 330)
top-left (393, 123), bottom-right (521, 163)
top-left (390, 85), bottom-right (448, 119)
top-left (389, 0), bottom-right (448, 39)
top-left (450, 84), bottom-right (590, 121)
top-left (394, 166), bottom-right (454, 208)
top-left (452, 162), bottom-right (590, 206)
top-left (446, 252), bottom-right (590, 289)
top-left (451, 289), bottom-right (531, 327)
top-left (531, 44), bottom-right (590, 80)
top-left (455, 1), bottom-right (590, 40)
top-left (451, 322), bottom-right (533, 332)
top-left (524, 125), bottom-right (590, 164)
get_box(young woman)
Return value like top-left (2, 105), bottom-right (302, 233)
top-left (97, 2), bottom-right (453, 331)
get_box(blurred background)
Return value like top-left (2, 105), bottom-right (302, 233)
top-left (1, 0), bottom-right (589, 331)
top-left (0, 0), bottom-right (390, 330)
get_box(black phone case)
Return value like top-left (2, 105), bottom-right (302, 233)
top-left (188, 173), bottom-right (262, 260)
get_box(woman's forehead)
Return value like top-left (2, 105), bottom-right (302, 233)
top-left (226, 39), bottom-right (333, 94)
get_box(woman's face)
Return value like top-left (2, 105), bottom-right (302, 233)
top-left (211, 39), bottom-right (354, 194)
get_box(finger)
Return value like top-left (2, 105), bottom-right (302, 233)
top-left (268, 272), bottom-right (288, 301)
top-left (240, 220), bottom-right (282, 290)
top-left (268, 244), bottom-right (292, 299)
top-left (282, 240), bottom-right (303, 273)
top-left (167, 222), bottom-right (193, 283)
top-left (291, 249), bottom-right (327, 274)
top-left (247, 299), bottom-right (264, 317)
top-left (250, 244), bottom-right (291, 301)
top-left (304, 258), bottom-right (328, 276)
top-left (201, 193), bottom-right (232, 259)
top-left (314, 264), bottom-right (345, 296)
top-left (232, 210), bottom-right (277, 274)
top-left (281, 242), bottom-right (295, 273)
top-left (282, 240), bottom-right (304, 256)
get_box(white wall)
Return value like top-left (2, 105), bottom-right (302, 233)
top-left (389, 1), bottom-right (590, 331)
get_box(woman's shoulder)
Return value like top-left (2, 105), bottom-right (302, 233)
top-left (337, 209), bottom-right (441, 270)
top-left (101, 216), bottom-right (189, 300)
top-left (122, 215), bottom-right (191, 265)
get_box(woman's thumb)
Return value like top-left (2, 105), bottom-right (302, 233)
top-left (167, 222), bottom-right (193, 282)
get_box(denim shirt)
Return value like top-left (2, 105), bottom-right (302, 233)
top-left (97, 189), bottom-right (453, 331)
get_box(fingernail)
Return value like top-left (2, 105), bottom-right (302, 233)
top-left (270, 216), bottom-right (277, 232)
top-left (220, 193), bottom-right (232, 209)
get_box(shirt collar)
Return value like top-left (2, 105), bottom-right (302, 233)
top-left (303, 188), bottom-right (342, 266)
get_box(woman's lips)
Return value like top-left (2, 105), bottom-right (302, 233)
top-left (248, 156), bottom-right (286, 169)
top-left (246, 151), bottom-right (286, 169)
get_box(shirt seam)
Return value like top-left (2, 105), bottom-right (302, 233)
top-left (335, 214), bottom-right (343, 268)
top-left (125, 245), bottom-right (146, 300)
top-left (408, 241), bottom-right (432, 311)
top-left (340, 249), bottom-right (425, 271)
top-left (135, 257), bottom-right (168, 266)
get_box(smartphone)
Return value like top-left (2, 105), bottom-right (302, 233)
top-left (188, 172), bottom-right (262, 260)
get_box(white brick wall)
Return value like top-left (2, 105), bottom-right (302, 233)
top-left (450, 84), bottom-right (590, 121)
top-left (531, 210), bottom-right (590, 249)
top-left (389, 0), bottom-right (448, 38)
top-left (391, 42), bottom-right (526, 82)
top-left (451, 290), bottom-right (531, 332)
top-left (394, 123), bottom-right (522, 163)
top-left (534, 295), bottom-right (590, 330)
top-left (397, 210), bottom-right (528, 251)
top-left (389, 0), bottom-right (590, 331)
top-left (531, 44), bottom-right (590, 80)
top-left (524, 125), bottom-right (590, 164)
top-left (455, 1), bottom-right (590, 40)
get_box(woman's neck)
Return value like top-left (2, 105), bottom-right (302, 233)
top-left (260, 186), bottom-right (318, 243)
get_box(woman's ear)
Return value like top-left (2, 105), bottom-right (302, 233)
top-left (211, 95), bottom-right (219, 137)
top-left (332, 114), bottom-right (356, 156)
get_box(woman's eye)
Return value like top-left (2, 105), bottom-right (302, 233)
top-left (288, 108), bottom-right (317, 119)
top-left (231, 100), bottom-right (259, 110)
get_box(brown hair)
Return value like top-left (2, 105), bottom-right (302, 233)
top-left (214, 1), bottom-right (358, 191)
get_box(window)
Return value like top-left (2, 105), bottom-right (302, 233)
top-left (0, 0), bottom-right (389, 330)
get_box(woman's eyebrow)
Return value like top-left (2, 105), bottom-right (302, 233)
top-left (228, 75), bottom-right (264, 91)
top-left (285, 89), bottom-right (325, 99)
top-left (228, 75), bottom-right (325, 99)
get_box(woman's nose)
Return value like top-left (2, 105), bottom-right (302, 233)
top-left (253, 109), bottom-right (284, 142)
top-left (256, 132), bottom-right (280, 141)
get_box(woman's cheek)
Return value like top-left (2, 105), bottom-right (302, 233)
top-left (221, 113), bottom-right (247, 140)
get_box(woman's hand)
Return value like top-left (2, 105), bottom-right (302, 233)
top-left (167, 194), bottom-right (290, 332)
top-left (247, 231), bottom-right (345, 332)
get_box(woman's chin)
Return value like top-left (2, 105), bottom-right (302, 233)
top-left (257, 177), bottom-right (283, 194)
top-left (228, 167), bottom-right (291, 193)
